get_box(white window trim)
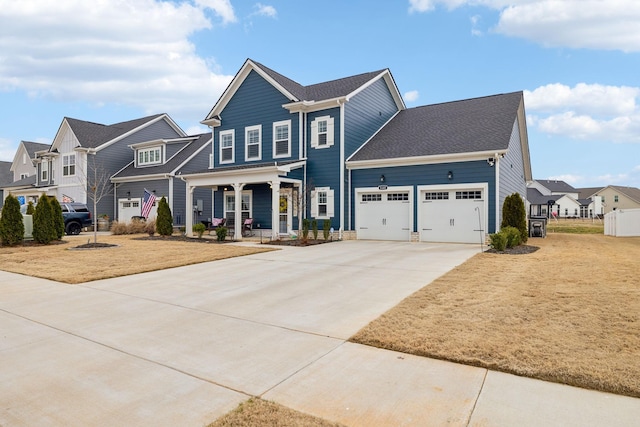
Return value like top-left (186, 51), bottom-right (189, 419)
top-left (62, 153), bottom-right (76, 177)
top-left (310, 115), bottom-right (334, 149)
top-left (245, 125), bottom-right (262, 162)
top-left (223, 190), bottom-right (253, 221)
top-left (273, 120), bottom-right (291, 159)
top-left (310, 186), bottom-right (334, 219)
top-left (41, 160), bottom-right (48, 181)
top-left (219, 129), bottom-right (235, 164)
top-left (137, 146), bottom-right (163, 167)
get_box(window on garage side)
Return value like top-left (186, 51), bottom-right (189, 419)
top-left (362, 194), bottom-right (382, 202)
top-left (425, 191), bottom-right (448, 200)
top-left (387, 193), bottom-right (409, 201)
top-left (311, 187), bottom-right (334, 219)
top-left (456, 191), bottom-right (482, 199)
top-left (310, 116), bottom-right (334, 149)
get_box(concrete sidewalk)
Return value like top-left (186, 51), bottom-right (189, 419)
top-left (1, 241), bottom-right (638, 426)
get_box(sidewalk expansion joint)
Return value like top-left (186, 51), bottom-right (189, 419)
top-left (465, 368), bottom-right (488, 427)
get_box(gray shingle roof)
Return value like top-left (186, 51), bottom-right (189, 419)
top-left (349, 91), bottom-right (523, 162)
top-left (535, 179), bottom-right (576, 193)
top-left (0, 161), bottom-right (13, 186)
top-left (527, 188), bottom-right (561, 205)
top-left (253, 60), bottom-right (386, 102)
top-left (3, 174), bottom-right (36, 188)
top-left (609, 185), bottom-right (640, 203)
top-left (65, 114), bottom-right (165, 149)
top-left (112, 133), bottom-right (211, 179)
top-left (22, 141), bottom-right (51, 157)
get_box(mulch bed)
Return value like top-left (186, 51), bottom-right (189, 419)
top-left (485, 244), bottom-right (539, 255)
top-left (132, 235), bottom-right (228, 244)
top-left (263, 239), bottom-right (335, 247)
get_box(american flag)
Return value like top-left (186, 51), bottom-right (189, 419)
top-left (141, 189), bottom-right (156, 218)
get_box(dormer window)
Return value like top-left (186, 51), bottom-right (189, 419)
top-left (41, 160), bottom-right (48, 181)
top-left (138, 147), bottom-right (162, 166)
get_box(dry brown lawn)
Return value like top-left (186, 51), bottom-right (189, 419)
top-left (0, 234), bottom-right (275, 284)
top-left (208, 398), bottom-right (344, 427)
top-left (351, 233), bottom-right (640, 398)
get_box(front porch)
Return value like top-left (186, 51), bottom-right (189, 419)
top-left (183, 161), bottom-right (306, 240)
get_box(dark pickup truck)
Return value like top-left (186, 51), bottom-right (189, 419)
top-left (61, 203), bottom-right (93, 235)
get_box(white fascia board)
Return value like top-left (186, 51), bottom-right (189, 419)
top-left (346, 149), bottom-right (508, 170)
top-left (205, 59), bottom-right (299, 121)
top-left (111, 174), bottom-right (170, 183)
top-left (51, 119), bottom-right (77, 152)
top-left (283, 97), bottom-right (346, 113)
top-left (96, 114), bottom-right (185, 152)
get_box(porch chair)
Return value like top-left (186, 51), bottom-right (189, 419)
top-left (242, 218), bottom-right (254, 237)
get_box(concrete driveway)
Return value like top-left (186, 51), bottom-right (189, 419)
top-left (2, 240), bottom-right (639, 426)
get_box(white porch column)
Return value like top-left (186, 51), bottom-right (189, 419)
top-left (233, 183), bottom-right (245, 240)
top-left (271, 180), bottom-right (280, 240)
top-left (185, 184), bottom-right (194, 237)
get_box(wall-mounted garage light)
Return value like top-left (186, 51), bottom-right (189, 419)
top-left (126, 191), bottom-right (131, 200)
top-left (447, 171), bottom-right (453, 180)
top-left (380, 174), bottom-right (386, 183)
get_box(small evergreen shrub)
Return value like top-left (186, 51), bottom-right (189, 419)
top-left (50, 198), bottom-right (65, 239)
top-left (323, 220), bottom-right (331, 240)
top-left (0, 194), bottom-right (24, 246)
top-left (26, 201), bottom-right (35, 215)
top-left (302, 219), bottom-right (310, 241)
top-left (156, 196), bottom-right (173, 236)
top-left (32, 195), bottom-right (57, 244)
top-left (501, 193), bottom-right (528, 244)
top-left (216, 226), bottom-right (227, 241)
top-left (312, 219), bottom-right (318, 240)
top-left (193, 223), bottom-right (206, 238)
top-left (489, 232), bottom-right (507, 252)
top-left (502, 226), bottom-right (522, 249)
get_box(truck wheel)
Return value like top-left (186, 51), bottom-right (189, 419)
top-left (66, 222), bottom-right (82, 235)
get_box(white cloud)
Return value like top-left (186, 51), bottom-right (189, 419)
top-left (195, 0), bottom-right (237, 24)
top-left (0, 0), bottom-right (235, 123)
top-left (252, 3), bottom-right (277, 18)
top-left (525, 83), bottom-right (640, 143)
top-left (546, 174), bottom-right (584, 186)
top-left (404, 90), bottom-right (420, 102)
top-left (408, 0), bottom-right (640, 52)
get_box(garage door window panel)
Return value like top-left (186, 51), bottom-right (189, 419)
top-left (425, 192), bottom-right (449, 200)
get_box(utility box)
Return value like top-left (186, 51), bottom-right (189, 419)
top-left (529, 216), bottom-right (547, 238)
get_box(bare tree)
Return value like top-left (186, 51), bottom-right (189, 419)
top-left (78, 154), bottom-right (113, 244)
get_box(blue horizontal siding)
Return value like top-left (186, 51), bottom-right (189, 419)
top-left (214, 70), bottom-right (299, 167)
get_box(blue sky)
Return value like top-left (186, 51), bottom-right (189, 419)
top-left (1, 0), bottom-right (639, 188)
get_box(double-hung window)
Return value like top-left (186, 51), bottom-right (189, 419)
top-left (310, 116), bottom-right (334, 149)
top-left (41, 161), bottom-right (48, 181)
top-left (63, 154), bottom-right (76, 176)
top-left (220, 130), bottom-right (234, 164)
top-left (273, 120), bottom-right (291, 158)
top-left (311, 187), bottom-right (334, 219)
top-left (137, 147), bottom-right (162, 166)
top-left (245, 125), bottom-right (261, 161)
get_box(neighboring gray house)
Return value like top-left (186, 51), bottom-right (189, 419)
top-left (111, 133), bottom-right (213, 225)
top-left (17, 114), bottom-right (186, 219)
top-left (0, 161), bottom-right (13, 207)
top-left (1, 141), bottom-right (51, 205)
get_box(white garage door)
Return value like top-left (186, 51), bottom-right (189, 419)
top-left (356, 189), bottom-right (411, 241)
top-left (119, 198), bottom-right (157, 222)
top-left (419, 188), bottom-right (486, 244)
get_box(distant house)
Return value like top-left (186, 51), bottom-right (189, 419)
top-left (0, 161), bottom-right (13, 207)
top-left (1, 141), bottom-right (51, 205)
top-left (527, 179), bottom-right (601, 218)
top-left (182, 59), bottom-right (532, 242)
top-left (111, 133), bottom-right (213, 225)
top-left (583, 185), bottom-right (640, 214)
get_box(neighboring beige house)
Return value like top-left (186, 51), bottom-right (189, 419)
top-left (584, 185), bottom-right (640, 214)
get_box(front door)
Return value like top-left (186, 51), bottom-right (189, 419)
top-left (279, 189), bottom-right (292, 234)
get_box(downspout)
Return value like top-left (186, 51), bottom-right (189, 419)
top-left (113, 183), bottom-right (118, 221)
top-left (495, 153), bottom-right (501, 232)
top-left (339, 100), bottom-right (345, 239)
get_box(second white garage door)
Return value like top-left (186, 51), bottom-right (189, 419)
top-left (356, 187), bottom-right (412, 241)
top-left (418, 185), bottom-right (487, 244)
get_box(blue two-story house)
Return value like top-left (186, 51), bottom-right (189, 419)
top-left (183, 59), bottom-right (532, 243)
